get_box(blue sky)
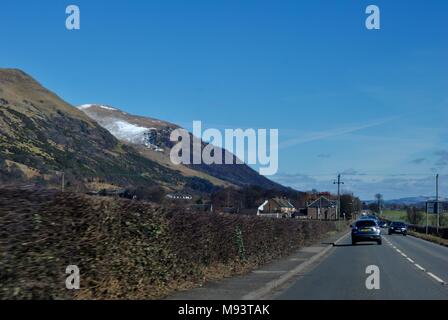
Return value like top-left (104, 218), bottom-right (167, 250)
top-left (1, 0), bottom-right (447, 199)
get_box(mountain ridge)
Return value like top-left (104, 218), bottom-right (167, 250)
top-left (78, 104), bottom-right (285, 190)
top-left (364, 196), bottom-right (447, 205)
top-left (0, 69), bottom-right (287, 193)
top-left (0, 69), bottom-right (211, 192)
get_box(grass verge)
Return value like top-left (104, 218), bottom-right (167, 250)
top-left (409, 231), bottom-right (448, 247)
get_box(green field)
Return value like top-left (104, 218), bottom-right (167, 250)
top-left (381, 210), bottom-right (448, 227)
top-left (380, 210), bottom-right (407, 222)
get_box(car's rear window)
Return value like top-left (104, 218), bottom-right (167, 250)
top-left (392, 222), bottom-right (406, 227)
top-left (356, 220), bottom-right (377, 228)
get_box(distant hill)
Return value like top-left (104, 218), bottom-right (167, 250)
top-left (364, 196), bottom-right (447, 206)
top-left (78, 104), bottom-right (285, 190)
top-left (0, 69), bottom-right (286, 194)
top-left (0, 69), bottom-right (213, 192)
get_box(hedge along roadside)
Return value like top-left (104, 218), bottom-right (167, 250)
top-left (407, 224), bottom-right (448, 240)
top-left (0, 188), bottom-right (345, 300)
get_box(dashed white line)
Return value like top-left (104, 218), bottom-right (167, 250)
top-left (427, 272), bottom-right (445, 285)
top-left (415, 264), bottom-right (426, 271)
top-left (386, 236), bottom-right (446, 285)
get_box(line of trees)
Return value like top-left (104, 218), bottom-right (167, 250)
top-left (340, 193), bottom-right (363, 219)
top-left (211, 186), bottom-right (306, 212)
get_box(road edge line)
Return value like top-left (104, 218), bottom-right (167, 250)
top-left (242, 231), bottom-right (350, 300)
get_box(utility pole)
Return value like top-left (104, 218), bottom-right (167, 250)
top-left (61, 171), bottom-right (65, 192)
top-left (334, 174), bottom-right (344, 220)
top-left (436, 174), bottom-right (439, 233)
top-left (349, 202), bottom-right (354, 219)
top-left (378, 196), bottom-right (381, 216)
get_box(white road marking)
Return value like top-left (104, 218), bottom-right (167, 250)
top-left (427, 272), bottom-right (445, 284)
top-left (415, 264), bottom-right (426, 271)
top-left (385, 235), bottom-right (446, 286)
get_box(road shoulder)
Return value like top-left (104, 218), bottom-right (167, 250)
top-left (408, 231), bottom-right (448, 248)
top-left (166, 229), bottom-right (350, 300)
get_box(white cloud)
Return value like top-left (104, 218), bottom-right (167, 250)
top-left (278, 116), bottom-right (399, 149)
top-left (271, 172), bottom-right (447, 200)
top-left (435, 150), bottom-right (448, 167)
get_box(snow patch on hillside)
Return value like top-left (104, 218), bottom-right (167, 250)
top-left (99, 105), bottom-right (117, 111)
top-left (100, 119), bottom-right (149, 144)
top-left (77, 104), bottom-right (117, 111)
top-left (77, 104), bottom-right (93, 110)
top-left (78, 104), bottom-right (164, 151)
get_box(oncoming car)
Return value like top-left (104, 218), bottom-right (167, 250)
top-left (388, 221), bottom-right (408, 236)
top-left (378, 220), bottom-right (388, 228)
top-left (351, 219), bottom-right (382, 245)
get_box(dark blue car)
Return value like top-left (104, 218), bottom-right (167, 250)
top-left (388, 221), bottom-right (407, 236)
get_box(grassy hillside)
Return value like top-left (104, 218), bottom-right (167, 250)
top-left (0, 69), bottom-right (211, 192)
top-left (80, 104), bottom-right (286, 191)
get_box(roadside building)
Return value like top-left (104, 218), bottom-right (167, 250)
top-left (257, 197), bottom-right (296, 218)
top-left (87, 188), bottom-right (128, 198)
top-left (292, 208), bottom-right (309, 219)
top-left (166, 192), bottom-right (193, 200)
top-left (306, 196), bottom-right (338, 220)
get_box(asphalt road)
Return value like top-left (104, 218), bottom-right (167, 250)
top-left (275, 230), bottom-right (448, 300)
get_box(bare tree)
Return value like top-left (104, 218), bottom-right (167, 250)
top-left (374, 193), bottom-right (383, 214)
top-left (406, 206), bottom-right (423, 225)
